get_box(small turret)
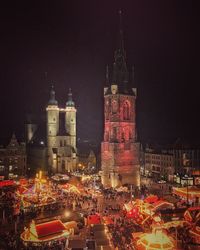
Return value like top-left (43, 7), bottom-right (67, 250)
top-left (48, 84), bottom-right (58, 106)
top-left (66, 88), bottom-right (75, 107)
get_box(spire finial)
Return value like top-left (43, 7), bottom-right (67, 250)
top-left (48, 81), bottom-right (58, 105)
top-left (106, 65), bottom-right (109, 85)
top-left (66, 88), bottom-right (75, 107)
top-left (118, 9), bottom-right (124, 53)
top-left (132, 65), bottom-right (134, 82)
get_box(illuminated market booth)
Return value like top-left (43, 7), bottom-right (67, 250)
top-left (21, 220), bottom-right (70, 247)
top-left (173, 186), bottom-right (200, 205)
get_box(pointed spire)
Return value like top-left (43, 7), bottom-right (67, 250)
top-left (7, 133), bottom-right (19, 148)
top-left (105, 65), bottom-right (109, 85)
top-left (66, 88), bottom-right (75, 107)
top-left (118, 9), bottom-right (125, 54)
top-left (132, 65), bottom-right (134, 83)
top-left (48, 82), bottom-right (58, 105)
top-left (112, 10), bottom-right (128, 87)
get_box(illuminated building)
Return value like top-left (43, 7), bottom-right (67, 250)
top-left (0, 133), bottom-right (26, 179)
top-left (101, 11), bottom-right (140, 187)
top-left (144, 147), bottom-right (174, 182)
top-left (143, 142), bottom-right (200, 182)
top-left (46, 86), bottom-right (77, 173)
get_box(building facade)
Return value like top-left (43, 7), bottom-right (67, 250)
top-left (0, 134), bottom-right (26, 179)
top-left (144, 148), bottom-right (174, 182)
top-left (101, 12), bottom-right (140, 188)
top-left (46, 86), bottom-right (77, 173)
top-left (143, 143), bottom-right (200, 183)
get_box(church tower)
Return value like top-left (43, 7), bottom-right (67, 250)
top-left (101, 11), bottom-right (140, 188)
top-left (65, 88), bottom-right (77, 151)
top-left (46, 85), bottom-right (59, 171)
top-left (46, 85), bottom-right (77, 173)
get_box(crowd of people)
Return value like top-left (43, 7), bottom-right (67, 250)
top-left (0, 178), bottom-right (200, 249)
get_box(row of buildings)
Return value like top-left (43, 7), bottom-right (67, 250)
top-left (141, 144), bottom-right (200, 183)
top-left (1, 130), bottom-right (200, 184)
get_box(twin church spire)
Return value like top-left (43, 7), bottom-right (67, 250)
top-left (48, 84), bottom-right (75, 108)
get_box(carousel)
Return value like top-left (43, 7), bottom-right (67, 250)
top-left (136, 229), bottom-right (176, 250)
top-left (16, 171), bottom-right (56, 210)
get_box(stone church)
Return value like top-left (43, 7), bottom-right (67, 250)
top-left (101, 11), bottom-right (140, 188)
top-left (46, 86), bottom-right (77, 173)
top-left (26, 86), bottom-right (77, 174)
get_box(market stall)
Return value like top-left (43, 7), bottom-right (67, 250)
top-left (173, 186), bottom-right (200, 204)
top-left (21, 220), bottom-right (70, 247)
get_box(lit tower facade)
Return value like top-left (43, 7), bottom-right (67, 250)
top-left (46, 86), bottom-right (77, 173)
top-left (101, 11), bottom-right (140, 188)
top-left (46, 85), bottom-right (59, 170)
top-left (65, 88), bottom-right (77, 150)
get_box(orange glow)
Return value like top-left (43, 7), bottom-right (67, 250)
top-left (136, 230), bottom-right (175, 250)
top-left (173, 186), bottom-right (200, 198)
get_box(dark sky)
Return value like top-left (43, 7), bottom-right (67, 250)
top-left (0, 1), bottom-right (200, 145)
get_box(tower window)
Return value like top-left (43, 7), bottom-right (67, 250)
top-left (123, 101), bottom-right (130, 120)
top-left (121, 132), bottom-right (125, 141)
top-left (60, 140), bottom-right (63, 147)
top-left (112, 100), bottom-right (118, 114)
top-left (112, 127), bottom-right (117, 141)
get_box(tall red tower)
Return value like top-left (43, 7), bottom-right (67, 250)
top-left (101, 11), bottom-right (140, 188)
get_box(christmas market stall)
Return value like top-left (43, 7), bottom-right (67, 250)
top-left (173, 186), bottom-right (200, 204)
top-left (21, 219), bottom-right (70, 247)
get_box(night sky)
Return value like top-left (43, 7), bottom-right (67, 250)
top-left (0, 1), bottom-right (200, 145)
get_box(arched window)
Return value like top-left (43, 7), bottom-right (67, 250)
top-left (112, 100), bottom-right (118, 114)
top-left (123, 101), bottom-right (130, 120)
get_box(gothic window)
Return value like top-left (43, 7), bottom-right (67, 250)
top-left (121, 131), bottom-right (125, 142)
top-left (60, 140), bottom-right (63, 147)
top-left (105, 100), bottom-right (110, 120)
top-left (112, 127), bottom-right (117, 141)
top-left (112, 100), bottom-right (118, 114)
top-left (123, 101), bottom-right (130, 120)
top-left (129, 130), bottom-right (132, 139)
top-left (64, 140), bottom-right (66, 146)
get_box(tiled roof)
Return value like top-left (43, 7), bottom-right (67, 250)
top-left (35, 220), bottom-right (66, 238)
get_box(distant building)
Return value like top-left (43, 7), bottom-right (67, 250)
top-left (169, 147), bottom-right (200, 176)
top-left (143, 142), bottom-right (200, 182)
top-left (144, 147), bottom-right (174, 182)
top-left (0, 134), bottom-right (26, 179)
top-left (101, 11), bottom-right (140, 188)
top-left (77, 142), bottom-right (97, 173)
